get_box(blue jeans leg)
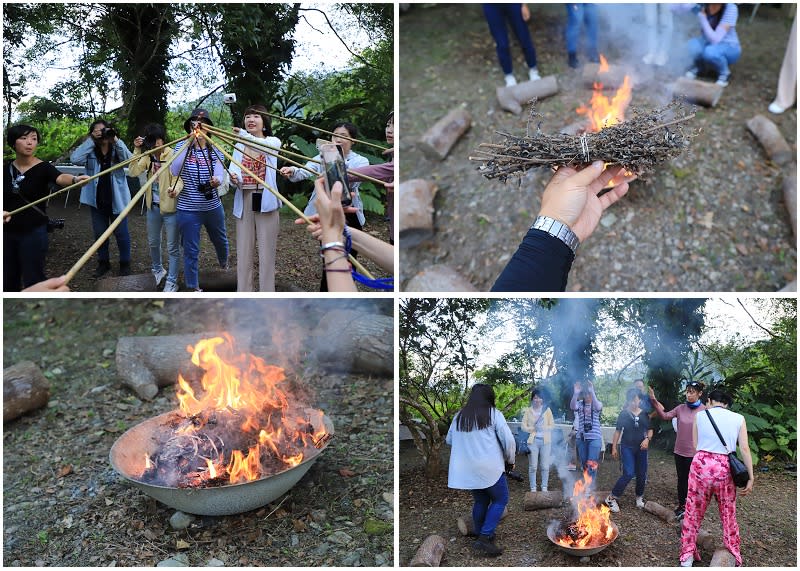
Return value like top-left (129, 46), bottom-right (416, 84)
top-left (687, 36), bottom-right (706, 69)
top-left (506, 4), bottom-right (538, 68)
top-left (471, 473), bottom-right (509, 537)
top-left (565, 4), bottom-right (581, 54)
top-left (90, 206), bottom-right (131, 264)
top-left (3, 225), bottom-right (48, 290)
top-left (635, 448), bottom-right (648, 497)
top-left (577, 437), bottom-right (602, 481)
top-left (583, 4), bottom-right (599, 61)
top-left (701, 42), bottom-right (741, 76)
top-left (611, 445), bottom-right (637, 498)
top-left (203, 204), bottom-right (229, 267)
top-left (177, 209), bottom-right (202, 289)
top-left (162, 213), bottom-right (181, 285)
top-left (146, 206), bottom-right (164, 273)
top-left (484, 4), bottom-right (513, 74)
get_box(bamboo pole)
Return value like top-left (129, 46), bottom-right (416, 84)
top-left (205, 137), bottom-right (376, 280)
top-left (63, 140), bottom-right (187, 285)
top-left (205, 125), bottom-right (388, 187)
top-left (7, 134), bottom-right (190, 217)
top-left (251, 109), bottom-right (390, 151)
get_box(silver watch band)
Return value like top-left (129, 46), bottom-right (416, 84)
top-left (531, 215), bottom-right (580, 254)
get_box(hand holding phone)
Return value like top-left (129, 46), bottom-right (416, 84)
top-left (320, 143), bottom-right (352, 207)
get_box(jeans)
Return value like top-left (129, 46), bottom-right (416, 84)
top-left (675, 453), bottom-right (694, 509)
top-left (90, 206), bottom-right (131, 264)
top-left (576, 437), bottom-right (602, 481)
top-left (565, 3), bottom-right (599, 60)
top-left (3, 224), bottom-right (48, 291)
top-left (528, 437), bottom-right (551, 490)
top-left (146, 207), bottom-right (180, 285)
top-left (688, 36), bottom-right (741, 76)
top-left (471, 473), bottom-right (509, 537)
top-left (177, 205), bottom-right (229, 289)
top-left (483, 3), bottom-right (538, 74)
top-left (611, 445), bottom-right (648, 498)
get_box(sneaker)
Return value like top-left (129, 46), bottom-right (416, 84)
top-left (674, 507), bottom-right (686, 520)
top-left (568, 53), bottom-right (579, 69)
top-left (605, 495), bottom-right (620, 513)
top-left (473, 534), bottom-right (502, 557)
top-left (541, 486), bottom-right (548, 492)
top-left (769, 102), bottom-right (786, 114)
top-left (504, 74), bottom-right (517, 87)
top-left (193, 288), bottom-right (203, 293)
top-left (636, 496), bottom-right (645, 509)
top-left (685, 67), bottom-right (698, 80)
top-left (528, 67), bottom-right (541, 81)
top-left (163, 280), bottom-right (179, 293)
top-left (153, 267), bottom-right (167, 286)
top-left (680, 558), bottom-right (693, 567)
top-left (654, 51), bottom-right (669, 66)
top-left (716, 73), bottom-right (729, 87)
top-left (642, 52), bottom-right (655, 65)
top-left (93, 261), bottom-right (111, 279)
top-left (119, 262), bottom-right (132, 277)
top-left (567, 463), bottom-right (577, 471)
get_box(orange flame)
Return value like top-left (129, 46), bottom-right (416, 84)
top-left (144, 453), bottom-right (153, 470)
top-left (576, 75), bottom-right (632, 132)
top-left (555, 470), bottom-right (615, 548)
top-left (598, 54), bottom-right (609, 73)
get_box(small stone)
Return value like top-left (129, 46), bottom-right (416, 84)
top-left (374, 553), bottom-right (387, 566)
top-left (205, 558), bottom-right (225, 567)
top-left (580, 556), bottom-right (590, 563)
top-left (310, 509), bottom-right (327, 524)
top-left (381, 492), bottom-right (393, 505)
top-left (341, 552), bottom-right (360, 566)
top-left (312, 543), bottom-right (330, 556)
top-left (169, 511), bottom-right (195, 531)
top-left (327, 530), bottom-right (353, 545)
top-left (291, 534), bottom-right (299, 547)
top-left (157, 554), bottom-right (190, 567)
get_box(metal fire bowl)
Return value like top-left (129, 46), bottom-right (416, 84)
top-left (547, 521), bottom-right (619, 557)
top-left (109, 411), bottom-right (334, 516)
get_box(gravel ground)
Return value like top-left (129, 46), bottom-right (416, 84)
top-left (3, 299), bottom-right (394, 567)
top-left (399, 3), bottom-right (797, 291)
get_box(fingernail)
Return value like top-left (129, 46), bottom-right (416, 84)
top-left (592, 161), bottom-right (604, 169)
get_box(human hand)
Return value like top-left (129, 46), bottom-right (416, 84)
top-left (23, 275), bottom-right (70, 292)
top-left (230, 172), bottom-right (240, 186)
top-left (573, 381), bottom-right (582, 393)
top-left (611, 446), bottom-right (618, 460)
top-left (538, 161), bottom-right (630, 243)
top-left (640, 438), bottom-right (650, 450)
top-left (3, 211), bottom-right (11, 224)
top-left (648, 387), bottom-right (656, 400)
top-left (210, 176), bottom-right (221, 188)
top-left (279, 166), bottom-right (295, 178)
top-left (75, 175), bottom-right (90, 185)
top-left (314, 178), bottom-right (347, 243)
top-left (295, 213), bottom-right (323, 241)
top-left (521, 4), bottom-right (530, 21)
top-left (134, 136), bottom-right (144, 148)
top-left (740, 478), bottom-right (754, 496)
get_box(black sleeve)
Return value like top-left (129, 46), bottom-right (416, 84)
top-left (615, 411), bottom-right (626, 432)
top-left (491, 228), bottom-right (575, 292)
top-left (44, 162), bottom-right (63, 185)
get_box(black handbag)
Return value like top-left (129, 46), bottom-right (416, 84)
top-left (705, 409), bottom-right (750, 488)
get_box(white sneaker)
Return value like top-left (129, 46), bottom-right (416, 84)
top-left (504, 74), bottom-right (517, 87)
top-left (680, 558), bottom-right (693, 567)
top-left (541, 486), bottom-right (548, 492)
top-left (636, 496), bottom-right (645, 509)
top-left (685, 68), bottom-right (698, 80)
top-left (153, 267), bottom-right (167, 286)
top-left (642, 52), bottom-right (655, 65)
top-left (769, 102), bottom-right (786, 114)
top-left (528, 67), bottom-right (541, 81)
top-left (605, 495), bottom-right (620, 513)
top-left (654, 52), bottom-right (668, 67)
top-left (163, 280), bottom-right (179, 292)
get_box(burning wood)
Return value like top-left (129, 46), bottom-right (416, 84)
top-left (548, 470), bottom-right (618, 553)
top-left (133, 334), bottom-right (330, 489)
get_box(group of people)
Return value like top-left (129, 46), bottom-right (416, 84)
top-left (446, 380), bottom-right (754, 565)
top-left (3, 107), bottom-right (395, 292)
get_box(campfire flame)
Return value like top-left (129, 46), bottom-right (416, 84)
top-left (555, 469), bottom-right (615, 548)
top-left (598, 54), bottom-right (609, 73)
top-left (141, 334), bottom-right (329, 487)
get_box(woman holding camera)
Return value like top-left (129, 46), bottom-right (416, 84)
top-left (521, 387), bottom-right (555, 492)
top-left (70, 119), bottom-right (133, 278)
top-left (679, 389), bottom-right (753, 567)
top-left (570, 380), bottom-right (604, 482)
top-left (4, 124), bottom-right (89, 290)
top-left (129, 123), bottom-right (181, 292)
top-left (446, 383), bottom-right (516, 557)
top-left (169, 108), bottom-right (229, 292)
top-left (228, 104), bottom-right (282, 292)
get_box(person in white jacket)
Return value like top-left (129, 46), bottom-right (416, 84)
top-left (228, 104), bottom-right (282, 291)
top-left (446, 383), bottom-right (515, 557)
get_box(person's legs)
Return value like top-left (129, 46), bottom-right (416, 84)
top-left (565, 4), bottom-right (581, 65)
top-left (146, 206), bottom-right (165, 273)
top-left (585, 437), bottom-right (602, 481)
top-left (717, 470), bottom-right (743, 565)
top-left (478, 473), bottom-right (509, 536)
top-left (675, 453), bottom-right (693, 510)
top-left (506, 4), bottom-right (538, 69)
top-left (255, 210), bottom-right (280, 292)
top-left (540, 441), bottom-right (551, 490)
top-left (773, 16), bottom-right (797, 110)
top-left (162, 213), bottom-right (181, 287)
top-left (680, 453), bottom-right (716, 564)
top-left (575, 438), bottom-right (588, 471)
top-left (112, 215), bottom-right (131, 265)
top-left (657, 4), bottom-right (674, 62)
top-left (583, 3), bottom-right (599, 62)
top-left (483, 3), bottom-right (514, 75)
top-left (644, 3), bottom-right (658, 58)
top-left (18, 226), bottom-right (49, 289)
top-left (89, 206), bottom-right (111, 263)
top-left (3, 232), bottom-right (23, 291)
top-left (701, 43), bottom-right (731, 76)
top-left (611, 445), bottom-right (636, 498)
top-left (471, 488), bottom-right (491, 535)
top-left (687, 36), bottom-right (706, 72)
top-left (236, 190), bottom-right (256, 292)
top-left (635, 448), bottom-right (649, 498)
top-left (177, 209), bottom-right (202, 290)
top-left (203, 204), bottom-right (229, 268)
top-left (528, 438), bottom-right (541, 491)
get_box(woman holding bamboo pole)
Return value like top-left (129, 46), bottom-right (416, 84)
top-left (169, 108), bottom-right (229, 292)
top-left (70, 119), bottom-right (133, 278)
top-left (228, 104), bottom-right (282, 291)
top-left (4, 124), bottom-right (89, 291)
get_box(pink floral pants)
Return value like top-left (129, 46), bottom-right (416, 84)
top-left (679, 450), bottom-right (742, 565)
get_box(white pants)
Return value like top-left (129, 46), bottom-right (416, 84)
top-left (528, 437), bottom-right (551, 491)
top-left (236, 188), bottom-right (280, 292)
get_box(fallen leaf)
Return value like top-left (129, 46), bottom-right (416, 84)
top-left (701, 212), bottom-right (714, 229)
top-left (57, 464), bottom-right (73, 478)
top-left (735, 243), bottom-right (748, 256)
top-left (151, 300), bottom-right (165, 308)
top-left (339, 468), bottom-right (356, 477)
top-left (293, 518), bottom-right (307, 532)
top-left (176, 539), bottom-right (190, 550)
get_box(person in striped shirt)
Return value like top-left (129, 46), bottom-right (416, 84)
top-left (570, 380), bottom-right (604, 482)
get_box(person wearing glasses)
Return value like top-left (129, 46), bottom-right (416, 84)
top-left (649, 380), bottom-right (706, 520)
top-left (605, 388), bottom-right (654, 513)
top-left (570, 380), bottom-right (603, 482)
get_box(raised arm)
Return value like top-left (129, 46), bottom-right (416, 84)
top-left (69, 137), bottom-right (95, 166)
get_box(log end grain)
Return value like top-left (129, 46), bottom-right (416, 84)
top-left (3, 361), bottom-right (50, 422)
top-left (398, 179), bottom-right (438, 248)
top-left (672, 77), bottom-right (724, 107)
top-left (710, 548), bottom-right (737, 567)
top-left (418, 108), bottom-right (472, 161)
top-left (409, 534), bottom-right (447, 567)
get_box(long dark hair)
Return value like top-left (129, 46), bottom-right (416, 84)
top-left (706, 4), bottom-right (727, 30)
top-left (456, 383), bottom-right (496, 432)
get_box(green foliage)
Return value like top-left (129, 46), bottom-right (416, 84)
top-left (737, 402), bottom-right (797, 465)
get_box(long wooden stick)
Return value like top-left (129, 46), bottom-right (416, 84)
top-left (205, 137), bottom-right (376, 280)
top-left (7, 134), bottom-right (191, 217)
top-left (64, 142), bottom-right (186, 285)
top-left (205, 126), bottom-right (387, 187)
top-left (251, 109), bottom-right (390, 151)
top-left (205, 124), bottom-right (320, 164)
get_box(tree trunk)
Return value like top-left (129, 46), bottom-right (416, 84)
top-left (523, 491), bottom-right (564, 510)
top-left (582, 63), bottom-right (629, 89)
top-left (458, 507), bottom-right (508, 536)
top-left (309, 309), bottom-right (393, 377)
top-left (418, 108), bottom-right (472, 160)
top-left (496, 75), bottom-right (560, 114)
top-left (410, 535), bottom-right (447, 567)
top-left (643, 500), bottom-right (677, 523)
top-left (424, 440), bottom-right (442, 479)
top-left (710, 548), bottom-right (737, 567)
top-left (405, 265), bottom-right (478, 292)
top-left (746, 114), bottom-right (794, 166)
top-left (671, 77), bottom-right (724, 107)
top-left (399, 179), bottom-right (437, 248)
top-left (4, 361), bottom-right (50, 422)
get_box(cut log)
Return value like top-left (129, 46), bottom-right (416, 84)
top-left (696, 528), bottom-right (716, 552)
top-left (309, 309), bottom-right (393, 377)
top-left (399, 179), bottom-right (437, 248)
top-left (418, 108), bottom-right (472, 160)
top-left (3, 361), bottom-right (50, 422)
top-left (671, 77), bottom-right (724, 107)
top-left (643, 500), bottom-right (676, 523)
top-left (710, 548), bottom-right (737, 567)
top-left (410, 534), bottom-right (446, 567)
top-left (582, 63), bottom-right (630, 90)
top-left (496, 75), bottom-right (560, 115)
top-left (197, 269), bottom-right (237, 292)
top-left (96, 273), bottom-right (158, 292)
top-left (405, 265), bottom-right (478, 292)
top-left (457, 507), bottom-right (508, 535)
top-left (746, 115), bottom-right (793, 166)
top-left (782, 168), bottom-right (797, 239)
top-left (523, 491), bottom-right (564, 510)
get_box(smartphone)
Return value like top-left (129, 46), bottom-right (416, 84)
top-left (252, 191), bottom-right (262, 212)
top-left (319, 143), bottom-right (352, 207)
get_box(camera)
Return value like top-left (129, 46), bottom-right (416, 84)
top-left (584, 422), bottom-right (593, 434)
top-left (101, 126), bottom-right (117, 139)
top-left (47, 218), bottom-right (65, 232)
top-left (319, 143), bottom-right (352, 207)
top-left (223, 93), bottom-right (237, 104)
top-left (198, 181), bottom-right (216, 200)
top-left (505, 465), bottom-right (524, 482)
top-left (142, 134), bottom-right (159, 152)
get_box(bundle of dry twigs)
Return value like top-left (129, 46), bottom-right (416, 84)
top-left (471, 102), bottom-right (698, 182)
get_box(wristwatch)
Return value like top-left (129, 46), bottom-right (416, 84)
top-left (531, 215), bottom-right (580, 254)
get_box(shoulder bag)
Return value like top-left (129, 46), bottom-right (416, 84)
top-left (705, 409), bottom-right (750, 488)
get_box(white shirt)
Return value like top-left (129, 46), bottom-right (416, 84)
top-left (446, 408), bottom-right (516, 489)
top-left (229, 129), bottom-right (281, 217)
top-left (696, 407), bottom-right (743, 454)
